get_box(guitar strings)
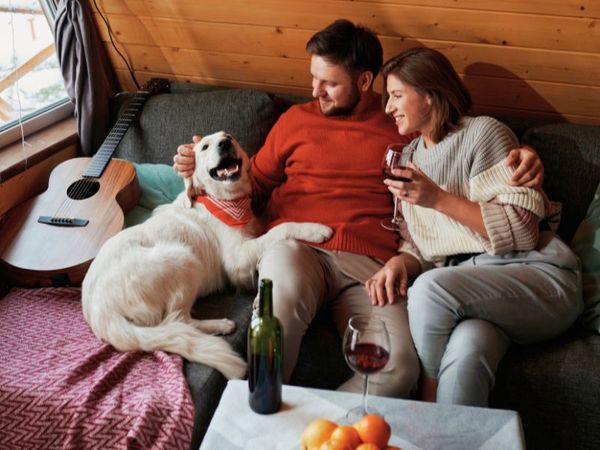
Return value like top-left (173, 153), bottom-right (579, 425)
top-left (53, 94), bottom-right (129, 218)
top-left (51, 97), bottom-right (136, 220)
top-left (52, 88), bottom-right (146, 221)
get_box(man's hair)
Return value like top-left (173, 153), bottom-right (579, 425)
top-left (381, 47), bottom-right (472, 142)
top-left (306, 19), bottom-right (383, 79)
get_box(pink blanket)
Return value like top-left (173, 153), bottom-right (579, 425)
top-left (0, 288), bottom-right (194, 449)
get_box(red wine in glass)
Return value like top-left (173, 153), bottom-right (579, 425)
top-left (343, 315), bottom-right (391, 418)
top-left (380, 142), bottom-right (416, 230)
top-left (345, 343), bottom-right (390, 375)
top-left (381, 168), bottom-right (412, 183)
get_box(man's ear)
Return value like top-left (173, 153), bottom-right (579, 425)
top-left (357, 70), bottom-right (374, 92)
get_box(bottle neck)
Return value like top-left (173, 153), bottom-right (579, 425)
top-left (258, 278), bottom-right (273, 318)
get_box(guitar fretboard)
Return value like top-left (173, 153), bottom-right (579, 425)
top-left (83, 93), bottom-right (149, 178)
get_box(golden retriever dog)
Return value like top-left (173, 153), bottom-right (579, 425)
top-left (82, 131), bottom-right (332, 379)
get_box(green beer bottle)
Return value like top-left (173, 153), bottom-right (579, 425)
top-left (247, 278), bottom-right (282, 414)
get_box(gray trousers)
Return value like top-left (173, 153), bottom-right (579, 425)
top-left (256, 240), bottom-right (420, 398)
top-left (407, 233), bottom-right (583, 406)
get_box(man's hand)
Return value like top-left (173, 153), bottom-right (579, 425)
top-left (365, 252), bottom-right (421, 306)
top-left (505, 145), bottom-right (544, 189)
top-left (172, 135), bottom-right (201, 178)
top-left (365, 255), bottom-right (408, 307)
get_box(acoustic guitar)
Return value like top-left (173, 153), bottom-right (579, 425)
top-left (0, 78), bottom-right (170, 287)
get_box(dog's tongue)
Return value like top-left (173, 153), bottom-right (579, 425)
top-left (217, 163), bottom-right (239, 178)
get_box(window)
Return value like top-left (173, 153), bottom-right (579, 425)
top-left (0, 0), bottom-right (73, 148)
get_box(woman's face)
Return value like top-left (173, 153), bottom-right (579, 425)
top-left (385, 74), bottom-right (434, 142)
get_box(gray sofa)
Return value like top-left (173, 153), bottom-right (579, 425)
top-left (114, 82), bottom-right (600, 450)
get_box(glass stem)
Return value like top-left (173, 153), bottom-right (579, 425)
top-left (362, 375), bottom-right (369, 415)
top-left (392, 196), bottom-right (399, 224)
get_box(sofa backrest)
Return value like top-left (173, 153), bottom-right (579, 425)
top-left (522, 124), bottom-right (600, 242)
top-left (114, 82), bottom-right (600, 244)
top-left (114, 83), bottom-right (284, 165)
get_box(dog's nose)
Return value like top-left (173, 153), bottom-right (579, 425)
top-left (217, 138), bottom-right (233, 155)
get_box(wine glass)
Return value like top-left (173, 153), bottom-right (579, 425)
top-left (343, 315), bottom-right (391, 418)
top-left (380, 142), bottom-right (416, 230)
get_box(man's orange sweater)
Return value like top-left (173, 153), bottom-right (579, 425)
top-left (250, 93), bottom-right (409, 262)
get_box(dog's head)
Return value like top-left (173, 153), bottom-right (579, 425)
top-left (183, 131), bottom-right (251, 206)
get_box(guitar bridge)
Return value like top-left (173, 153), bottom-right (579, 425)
top-left (38, 216), bottom-right (89, 227)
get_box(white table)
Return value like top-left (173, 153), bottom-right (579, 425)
top-left (200, 380), bottom-right (525, 450)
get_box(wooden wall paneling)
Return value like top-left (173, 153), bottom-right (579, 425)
top-left (99, 0), bottom-right (599, 52)
top-left (93, 0), bottom-right (600, 124)
top-left (473, 105), bottom-right (598, 126)
top-left (464, 76), bottom-right (600, 118)
top-left (95, 14), bottom-right (311, 59)
top-left (106, 42), bottom-right (600, 118)
top-left (352, 0), bottom-right (600, 18)
top-left (419, 42), bottom-right (598, 87)
top-left (96, 14), bottom-right (599, 87)
top-left (105, 45), bottom-right (308, 87)
top-left (118, 69), bottom-right (600, 130)
top-left (113, 68), bottom-right (313, 98)
top-left (94, 13), bottom-right (156, 46)
top-left (101, 0), bottom-right (600, 19)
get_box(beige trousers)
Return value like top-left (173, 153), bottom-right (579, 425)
top-left (256, 239), bottom-right (419, 398)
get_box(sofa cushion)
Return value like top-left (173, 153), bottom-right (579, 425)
top-left (490, 328), bottom-right (600, 450)
top-left (571, 182), bottom-right (600, 333)
top-left (124, 163), bottom-right (183, 227)
top-left (115, 85), bottom-right (283, 165)
top-left (522, 123), bottom-right (600, 242)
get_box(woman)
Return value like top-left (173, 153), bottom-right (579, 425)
top-left (366, 47), bottom-right (582, 406)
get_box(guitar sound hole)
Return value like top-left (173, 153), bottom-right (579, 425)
top-left (67, 179), bottom-right (100, 200)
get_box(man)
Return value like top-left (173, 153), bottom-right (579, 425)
top-left (173, 19), bottom-right (543, 397)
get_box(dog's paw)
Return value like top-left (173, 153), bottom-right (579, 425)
top-left (214, 318), bottom-right (236, 335)
top-left (295, 223), bottom-right (333, 243)
top-left (190, 318), bottom-right (237, 335)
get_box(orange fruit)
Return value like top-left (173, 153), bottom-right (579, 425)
top-left (353, 414), bottom-right (391, 448)
top-left (356, 444), bottom-right (381, 450)
top-left (318, 438), bottom-right (354, 450)
top-left (301, 418), bottom-right (338, 450)
top-left (329, 425), bottom-right (362, 449)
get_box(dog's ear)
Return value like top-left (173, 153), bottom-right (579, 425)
top-left (183, 177), bottom-right (194, 208)
top-left (182, 176), bottom-right (206, 208)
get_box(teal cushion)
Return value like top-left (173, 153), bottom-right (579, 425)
top-left (570, 182), bottom-right (600, 333)
top-left (124, 163), bottom-right (184, 227)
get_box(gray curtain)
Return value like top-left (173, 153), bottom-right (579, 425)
top-left (54, 0), bottom-right (118, 156)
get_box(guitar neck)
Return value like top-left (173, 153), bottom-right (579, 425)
top-left (83, 92), bottom-right (149, 178)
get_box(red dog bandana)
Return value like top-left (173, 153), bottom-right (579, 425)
top-left (195, 195), bottom-right (253, 228)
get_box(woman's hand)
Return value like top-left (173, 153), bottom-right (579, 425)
top-left (365, 255), bottom-right (410, 306)
top-left (505, 145), bottom-right (544, 189)
top-left (384, 163), bottom-right (448, 210)
top-left (384, 163), bottom-right (488, 237)
top-left (172, 135), bottom-right (201, 178)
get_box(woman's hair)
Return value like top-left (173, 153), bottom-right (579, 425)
top-left (381, 47), bottom-right (472, 142)
top-left (306, 19), bottom-right (383, 79)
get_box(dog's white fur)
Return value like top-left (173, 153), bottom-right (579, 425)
top-left (82, 132), bottom-right (332, 380)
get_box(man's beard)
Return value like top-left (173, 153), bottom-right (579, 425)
top-left (319, 88), bottom-right (361, 117)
